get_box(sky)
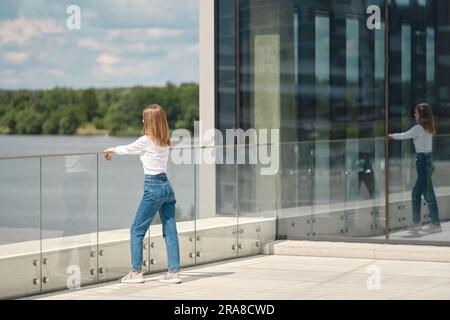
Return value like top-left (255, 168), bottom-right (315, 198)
top-left (0, 0), bottom-right (199, 90)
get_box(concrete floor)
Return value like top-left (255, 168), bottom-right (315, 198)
top-left (29, 254), bottom-right (450, 300)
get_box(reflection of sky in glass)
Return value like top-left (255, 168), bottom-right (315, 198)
top-left (375, 23), bottom-right (385, 81)
top-left (426, 27), bottom-right (435, 84)
top-left (346, 19), bottom-right (359, 84)
top-left (395, 0), bottom-right (411, 6)
top-left (401, 24), bottom-right (412, 82)
top-left (315, 16), bottom-right (329, 83)
top-left (0, 0), bottom-right (198, 90)
top-left (417, 0), bottom-right (426, 6)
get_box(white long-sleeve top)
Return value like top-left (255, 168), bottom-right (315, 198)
top-left (392, 124), bottom-right (433, 153)
top-left (114, 136), bottom-right (169, 175)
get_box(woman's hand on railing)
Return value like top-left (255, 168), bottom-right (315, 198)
top-left (103, 148), bottom-right (115, 161)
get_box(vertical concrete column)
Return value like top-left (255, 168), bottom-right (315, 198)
top-left (199, 0), bottom-right (216, 219)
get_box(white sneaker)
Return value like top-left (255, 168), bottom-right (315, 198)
top-left (120, 271), bottom-right (145, 284)
top-left (422, 224), bottom-right (443, 234)
top-left (409, 223), bottom-right (423, 233)
top-left (158, 272), bottom-right (182, 284)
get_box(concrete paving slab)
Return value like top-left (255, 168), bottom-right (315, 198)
top-left (28, 254), bottom-right (450, 300)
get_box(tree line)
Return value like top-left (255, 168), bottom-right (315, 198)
top-left (0, 82), bottom-right (198, 136)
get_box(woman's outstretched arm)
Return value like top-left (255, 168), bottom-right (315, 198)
top-left (114, 136), bottom-right (147, 155)
top-left (103, 136), bottom-right (147, 160)
top-left (390, 126), bottom-right (419, 141)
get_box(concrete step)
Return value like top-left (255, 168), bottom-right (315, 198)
top-left (263, 240), bottom-right (450, 263)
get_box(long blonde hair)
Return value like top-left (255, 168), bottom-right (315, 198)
top-left (142, 104), bottom-right (171, 147)
top-left (416, 103), bottom-right (436, 135)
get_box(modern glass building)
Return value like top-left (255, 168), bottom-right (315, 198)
top-left (202, 0), bottom-right (450, 244)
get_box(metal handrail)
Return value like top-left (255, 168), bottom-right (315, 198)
top-left (0, 134), bottom-right (448, 160)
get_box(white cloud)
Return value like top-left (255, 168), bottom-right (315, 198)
top-left (107, 28), bottom-right (184, 41)
top-left (92, 55), bottom-right (163, 81)
top-left (122, 42), bottom-right (148, 53)
top-left (78, 38), bottom-right (103, 50)
top-left (79, 37), bottom-right (166, 55)
top-left (0, 18), bottom-right (64, 47)
top-left (3, 51), bottom-right (28, 64)
top-left (167, 43), bottom-right (198, 61)
top-left (96, 54), bottom-right (120, 65)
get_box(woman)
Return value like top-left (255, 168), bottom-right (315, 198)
top-left (389, 103), bottom-right (442, 234)
top-left (103, 104), bottom-right (182, 284)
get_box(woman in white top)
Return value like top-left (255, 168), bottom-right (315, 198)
top-left (103, 104), bottom-right (182, 284)
top-left (389, 103), bottom-right (441, 233)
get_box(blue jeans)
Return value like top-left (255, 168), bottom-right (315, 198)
top-left (130, 173), bottom-right (180, 272)
top-left (412, 153), bottom-right (440, 226)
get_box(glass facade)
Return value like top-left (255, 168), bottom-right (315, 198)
top-left (216, 0), bottom-right (450, 243)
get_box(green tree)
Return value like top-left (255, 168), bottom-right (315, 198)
top-left (81, 89), bottom-right (100, 122)
top-left (104, 104), bottom-right (127, 134)
top-left (15, 108), bottom-right (45, 134)
top-left (0, 83), bottom-right (199, 136)
top-left (0, 108), bottom-right (17, 133)
top-left (59, 109), bottom-right (79, 134)
top-left (42, 112), bottom-right (61, 134)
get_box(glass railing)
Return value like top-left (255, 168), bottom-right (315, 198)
top-left (272, 135), bottom-right (450, 243)
top-left (0, 144), bottom-right (276, 299)
top-left (1, 136), bottom-right (450, 299)
top-left (275, 138), bottom-right (387, 239)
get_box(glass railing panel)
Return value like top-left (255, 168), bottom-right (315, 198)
top-left (389, 138), bottom-right (417, 237)
top-left (41, 155), bottom-right (98, 292)
top-left (278, 141), bottom-right (313, 240)
top-left (237, 142), bottom-right (277, 257)
top-left (373, 137), bottom-right (388, 238)
top-left (0, 157), bottom-right (41, 299)
top-left (388, 137), bottom-right (405, 232)
top-left (344, 137), bottom-right (386, 238)
top-left (312, 139), bottom-right (347, 237)
top-left (98, 154), bottom-right (146, 280)
top-left (197, 144), bottom-right (238, 264)
top-left (284, 137), bottom-right (387, 240)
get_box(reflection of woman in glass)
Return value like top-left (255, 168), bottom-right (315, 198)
top-left (62, 155), bottom-right (94, 236)
top-left (58, 155), bottom-right (95, 277)
top-left (389, 103), bottom-right (442, 234)
top-left (103, 105), bottom-right (181, 284)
